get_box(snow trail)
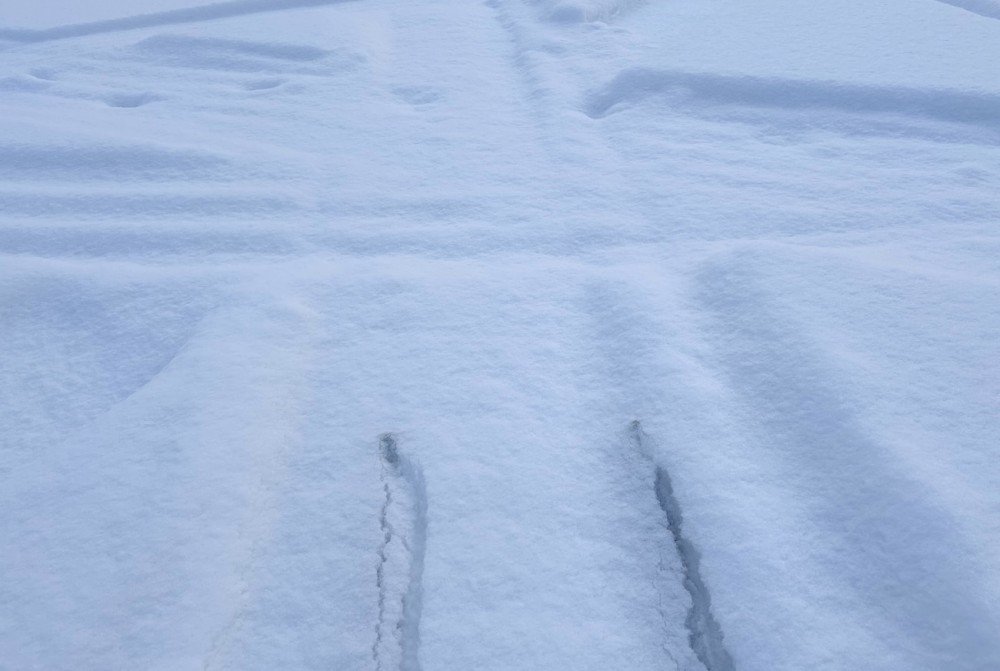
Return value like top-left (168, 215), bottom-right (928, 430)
top-left (0, 0), bottom-right (358, 42)
top-left (932, 0), bottom-right (1000, 20)
top-left (691, 250), bottom-right (1000, 669)
top-left (374, 434), bottom-right (426, 671)
top-left (3, 0), bottom-right (1000, 669)
top-left (630, 421), bottom-right (734, 671)
top-left (584, 67), bottom-right (1000, 132)
top-left (530, 0), bottom-right (647, 24)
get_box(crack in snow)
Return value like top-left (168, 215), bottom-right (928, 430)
top-left (373, 433), bottom-right (426, 671)
top-left (630, 421), bottom-right (735, 671)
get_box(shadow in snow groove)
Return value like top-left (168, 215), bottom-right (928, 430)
top-left (933, 0), bottom-right (1000, 19)
top-left (0, 0), bottom-right (357, 43)
top-left (374, 434), bottom-right (426, 671)
top-left (585, 67), bottom-right (1000, 132)
top-left (630, 421), bottom-right (735, 671)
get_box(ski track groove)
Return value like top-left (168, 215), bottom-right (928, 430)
top-left (0, 0), bottom-right (358, 43)
top-left (373, 480), bottom-right (394, 671)
top-left (485, 0), bottom-right (566, 148)
top-left (630, 421), bottom-right (735, 671)
top-left (374, 434), bottom-right (426, 671)
top-left (932, 0), bottom-right (1000, 20)
top-left (585, 67), bottom-right (1000, 132)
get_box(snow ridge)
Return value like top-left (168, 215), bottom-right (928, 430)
top-left (629, 421), bottom-right (734, 671)
top-left (374, 434), bottom-right (427, 671)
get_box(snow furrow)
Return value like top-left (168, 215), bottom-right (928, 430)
top-left (374, 434), bottom-right (426, 671)
top-left (933, 0), bottom-right (1000, 20)
top-left (529, 0), bottom-right (647, 24)
top-left (585, 67), bottom-right (1000, 131)
top-left (630, 421), bottom-right (734, 671)
top-left (0, 0), bottom-right (357, 43)
top-left (3, 0), bottom-right (1000, 669)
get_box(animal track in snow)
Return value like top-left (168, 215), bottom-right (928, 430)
top-left (374, 433), bottom-right (426, 671)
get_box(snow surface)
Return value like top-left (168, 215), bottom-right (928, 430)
top-left (2, 1), bottom-right (999, 670)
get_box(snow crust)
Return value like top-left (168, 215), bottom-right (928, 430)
top-left (2, 0), bottom-right (999, 669)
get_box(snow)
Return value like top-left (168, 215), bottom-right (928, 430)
top-left (1, 1), bottom-right (999, 670)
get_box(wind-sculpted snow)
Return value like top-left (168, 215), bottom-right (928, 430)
top-left (375, 434), bottom-right (426, 671)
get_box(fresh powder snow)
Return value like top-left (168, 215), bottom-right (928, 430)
top-left (1, 1), bottom-right (998, 670)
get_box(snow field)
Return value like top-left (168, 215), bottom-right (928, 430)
top-left (2, 0), bottom-right (999, 669)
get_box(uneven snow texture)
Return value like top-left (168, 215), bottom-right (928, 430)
top-left (1, 1), bottom-right (999, 670)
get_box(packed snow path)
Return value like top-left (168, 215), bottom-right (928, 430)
top-left (2, 1), bottom-right (999, 670)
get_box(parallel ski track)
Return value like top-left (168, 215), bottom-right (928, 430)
top-left (374, 434), bottom-right (427, 671)
top-left (630, 421), bottom-right (735, 671)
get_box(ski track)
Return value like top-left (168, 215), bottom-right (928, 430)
top-left (486, 0), bottom-right (569, 147)
top-left (530, 0), bottom-right (647, 24)
top-left (0, 145), bottom-right (228, 181)
top-left (0, 0), bottom-right (359, 43)
top-left (3, 0), bottom-right (999, 669)
top-left (374, 434), bottom-right (426, 671)
top-left (694, 253), bottom-right (1000, 667)
top-left (630, 421), bottom-right (734, 671)
top-left (585, 67), bottom-right (1000, 132)
top-left (932, 0), bottom-right (1000, 20)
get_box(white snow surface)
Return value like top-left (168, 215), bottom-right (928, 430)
top-left (2, 1), bottom-right (999, 670)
